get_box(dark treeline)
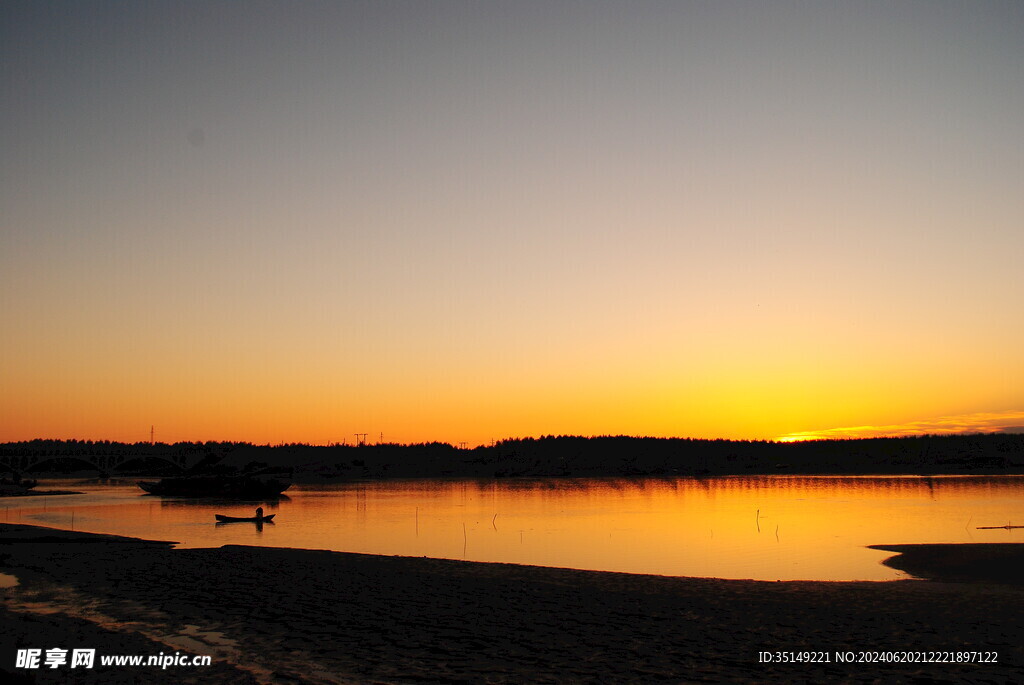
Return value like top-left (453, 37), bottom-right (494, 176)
top-left (2, 433), bottom-right (1023, 479)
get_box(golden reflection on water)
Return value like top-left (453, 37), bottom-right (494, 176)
top-left (11, 476), bottom-right (1024, 581)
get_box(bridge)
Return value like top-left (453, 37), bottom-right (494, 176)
top-left (0, 451), bottom-right (204, 478)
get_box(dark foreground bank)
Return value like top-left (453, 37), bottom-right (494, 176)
top-left (1, 524), bottom-right (1022, 684)
top-left (871, 543), bottom-right (1024, 585)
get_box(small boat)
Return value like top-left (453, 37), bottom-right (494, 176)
top-left (215, 514), bottom-right (276, 523)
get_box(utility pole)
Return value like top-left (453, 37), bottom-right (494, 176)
top-left (150, 425), bottom-right (154, 445)
top-left (459, 441), bottom-right (467, 450)
top-left (355, 433), bottom-right (367, 446)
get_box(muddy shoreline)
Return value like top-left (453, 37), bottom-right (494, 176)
top-left (2, 524), bottom-right (1022, 683)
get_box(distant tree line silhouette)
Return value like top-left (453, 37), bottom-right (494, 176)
top-left (2, 433), bottom-right (1022, 479)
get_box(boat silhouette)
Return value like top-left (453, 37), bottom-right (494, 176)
top-left (215, 513), bottom-right (276, 523)
top-left (137, 472), bottom-right (291, 498)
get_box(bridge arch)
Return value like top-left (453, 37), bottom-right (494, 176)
top-left (0, 453), bottom-right (195, 478)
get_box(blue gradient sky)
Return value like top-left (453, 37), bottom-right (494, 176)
top-left (2, 1), bottom-right (1022, 444)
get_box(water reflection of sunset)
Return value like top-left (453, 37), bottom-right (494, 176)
top-left (14, 476), bottom-right (1024, 582)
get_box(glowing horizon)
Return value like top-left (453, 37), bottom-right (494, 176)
top-left (6, 408), bottom-right (1024, 448)
top-left (775, 411), bottom-right (1024, 443)
top-left (2, 3), bottom-right (1022, 448)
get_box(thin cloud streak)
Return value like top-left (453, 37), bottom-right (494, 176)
top-left (778, 411), bottom-right (1024, 442)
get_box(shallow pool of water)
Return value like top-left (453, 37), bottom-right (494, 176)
top-left (6, 475), bottom-right (1023, 581)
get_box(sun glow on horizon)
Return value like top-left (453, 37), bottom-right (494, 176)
top-left (775, 411), bottom-right (1024, 443)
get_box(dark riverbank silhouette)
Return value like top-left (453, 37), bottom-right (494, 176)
top-left (2, 433), bottom-right (1022, 481)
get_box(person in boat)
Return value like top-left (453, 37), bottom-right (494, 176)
top-left (255, 506), bottom-right (264, 519)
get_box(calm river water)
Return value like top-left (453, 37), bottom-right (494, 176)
top-left (6, 475), bottom-right (1024, 581)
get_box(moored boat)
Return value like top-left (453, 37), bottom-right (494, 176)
top-left (137, 473), bottom-right (291, 498)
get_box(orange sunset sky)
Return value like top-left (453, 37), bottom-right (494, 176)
top-left (2, 2), bottom-right (1022, 446)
